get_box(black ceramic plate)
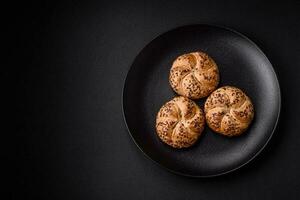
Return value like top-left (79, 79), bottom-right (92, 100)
top-left (122, 25), bottom-right (281, 177)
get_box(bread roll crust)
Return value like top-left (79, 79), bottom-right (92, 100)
top-left (169, 51), bottom-right (219, 99)
top-left (204, 86), bottom-right (254, 136)
top-left (156, 96), bottom-right (205, 148)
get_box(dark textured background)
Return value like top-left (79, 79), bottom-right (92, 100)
top-left (14, 0), bottom-right (300, 199)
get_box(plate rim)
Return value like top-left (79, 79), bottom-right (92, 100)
top-left (121, 24), bottom-right (281, 177)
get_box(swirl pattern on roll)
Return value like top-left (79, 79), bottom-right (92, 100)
top-left (169, 51), bottom-right (219, 99)
top-left (204, 86), bottom-right (254, 136)
top-left (156, 96), bottom-right (205, 148)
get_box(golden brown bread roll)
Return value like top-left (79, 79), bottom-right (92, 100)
top-left (169, 51), bottom-right (219, 99)
top-left (156, 96), bottom-right (205, 148)
top-left (204, 86), bottom-right (254, 136)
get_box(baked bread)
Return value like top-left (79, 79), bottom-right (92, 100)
top-left (169, 51), bottom-right (219, 99)
top-left (204, 86), bottom-right (254, 136)
top-left (156, 96), bottom-right (205, 148)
